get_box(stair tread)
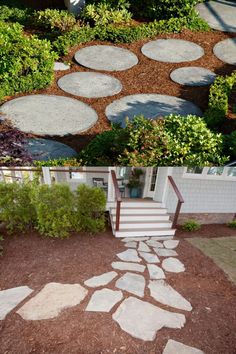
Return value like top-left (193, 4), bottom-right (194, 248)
top-left (111, 207), bottom-right (166, 210)
top-left (117, 227), bottom-right (174, 232)
top-left (118, 220), bottom-right (171, 224)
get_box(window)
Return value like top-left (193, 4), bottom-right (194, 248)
top-left (207, 167), bottom-right (224, 176)
top-left (227, 167), bottom-right (236, 177)
top-left (186, 167), bottom-right (203, 174)
top-left (183, 167), bottom-right (236, 180)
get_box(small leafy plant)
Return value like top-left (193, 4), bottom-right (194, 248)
top-left (227, 220), bottom-right (236, 229)
top-left (34, 9), bottom-right (77, 32)
top-left (182, 219), bottom-right (201, 232)
top-left (0, 235), bottom-right (3, 256)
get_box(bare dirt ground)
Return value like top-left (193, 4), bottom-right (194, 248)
top-left (0, 224), bottom-right (236, 354)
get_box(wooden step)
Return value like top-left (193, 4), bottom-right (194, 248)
top-left (115, 228), bottom-right (175, 238)
top-left (111, 214), bottom-right (170, 222)
top-left (118, 221), bottom-right (172, 230)
top-left (110, 207), bottom-right (167, 215)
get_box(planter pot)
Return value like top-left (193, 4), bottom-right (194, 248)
top-left (129, 187), bottom-right (141, 198)
top-left (64, 0), bottom-right (85, 15)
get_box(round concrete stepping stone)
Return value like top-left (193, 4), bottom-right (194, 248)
top-left (0, 95), bottom-right (98, 136)
top-left (0, 286), bottom-right (33, 320)
top-left (196, 0), bottom-right (236, 33)
top-left (138, 241), bottom-right (151, 253)
top-left (121, 237), bottom-right (149, 242)
top-left (74, 45), bottom-right (138, 71)
top-left (139, 251), bottom-right (160, 264)
top-left (116, 249), bottom-right (142, 263)
top-left (84, 271), bottom-right (118, 288)
top-left (17, 282), bottom-right (88, 320)
top-left (115, 273), bottom-right (145, 297)
top-left (124, 241), bottom-right (137, 249)
top-left (213, 38), bottom-right (236, 65)
top-left (141, 39), bottom-right (204, 63)
top-left (162, 258), bottom-right (185, 273)
top-left (105, 94), bottom-right (202, 127)
top-left (54, 62), bottom-right (70, 71)
top-left (85, 289), bottom-right (123, 312)
top-left (58, 72), bottom-right (122, 98)
top-left (154, 248), bottom-right (178, 257)
top-left (163, 240), bottom-right (179, 250)
top-left (146, 240), bottom-right (164, 248)
top-left (148, 280), bottom-right (192, 312)
top-left (147, 264), bottom-right (165, 280)
top-left (170, 67), bottom-right (216, 86)
top-left (112, 296), bottom-right (186, 341)
top-left (111, 262), bottom-right (145, 273)
top-left (24, 138), bottom-right (78, 161)
top-left (163, 339), bottom-right (205, 354)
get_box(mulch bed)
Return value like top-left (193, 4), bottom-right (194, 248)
top-left (1, 29), bottom-right (236, 153)
top-left (0, 224), bottom-right (236, 354)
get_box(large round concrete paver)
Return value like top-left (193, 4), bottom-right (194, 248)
top-left (24, 138), bottom-right (78, 161)
top-left (0, 95), bottom-right (98, 136)
top-left (170, 67), bottom-right (216, 86)
top-left (141, 39), bottom-right (204, 63)
top-left (196, 0), bottom-right (236, 33)
top-left (105, 94), bottom-right (202, 127)
top-left (58, 72), bottom-right (122, 98)
top-left (213, 38), bottom-right (236, 65)
top-left (74, 45), bottom-right (138, 71)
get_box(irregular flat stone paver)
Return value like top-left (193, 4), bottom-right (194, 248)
top-left (124, 241), bottom-right (137, 249)
top-left (170, 67), bottom-right (216, 86)
top-left (0, 95), bottom-right (98, 136)
top-left (0, 286), bottom-right (33, 320)
top-left (163, 240), bottom-right (179, 249)
top-left (154, 248), bottom-right (178, 257)
top-left (115, 273), bottom-right (145, 297)
top-left (24, 138), bottom-right (78, 161)
top-left (17, 283), bottom-right (88, 320)
top-left (162, 258), bottom-right (185, 273)
top-left (112, 297), bottom-right (186, 341)
top-left (74, 45), bottom-right (138, 71)
top-left (116, 249), bottom-right (142, 263)
top-left (148, 280), bottom-right (192, 311)
top-left (163, 339), bottom-right (205, 354)
top-left (146, 240), bottom-right (164, 248)
top-left (147, 264), bottom-right (166, 280)
top-left (105, 94), bottom-right (202, 127)
top-left (152, 236), bottom-right (173, 241)
top-left (111, 262), bottom-right (145, 273)
top-left (139, 251), bottom-right (160, 263)
top-left (141, 39), bottom-right (204, 63)
top-left (84, 271), bottom-right (118, 288)
top-left (85, 288), bottom-right (123, 312)
top-left (196, 0), bottom-right (236, 33)
top-left (138, 241), bottom-right (151, 252)
top-left (54, 62), bottom-right (70, 71)
top-left (58, 72), bottom-right (122, 98)
top-left (121, 237), bottom-right (149, 242)
top-left (213, 38), bottom-right (236, 65)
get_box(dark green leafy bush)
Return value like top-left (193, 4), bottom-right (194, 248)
top-left (74, 184), bottom-right (106, 233)
top-left (0, 20), bottom-right (57, 102)
top-left (182, 219), bottom-right (201, 231)
top-left (225, 130), bottom-right (236, 160)
top-left (205, 71), bottom-right (236, 129)
top-left (34, 9), bottom-right (77, 32)
top-left (0, 235), bottom-right (3, 256)
top-left (0, 4), bottom-right (32, 24)
top-left (0, 182), bottom-right (36, 232)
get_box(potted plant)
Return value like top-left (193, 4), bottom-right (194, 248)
top-left (126, 168), bottom-right (143, 198)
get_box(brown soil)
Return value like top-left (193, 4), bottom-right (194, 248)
top-left (0, 224), bottom-right (236, 354)
top-left (2, 29), bottom-right (236, 153)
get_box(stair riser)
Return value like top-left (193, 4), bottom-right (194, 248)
top-left (110, 209), bottom-right (167, 215)
top-left (111, 215), bottom-right (170, 222)
top-left (115, 229), bottom-right (175, 237)
top-left (121, 202), bottom-right (162, 208)
top-left (118, 222), bottom-right (172, 230)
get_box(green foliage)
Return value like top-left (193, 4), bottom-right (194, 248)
top-left (0, 20), bottom-right (57, 102)
top-left (34, 9), bottom-right (77, 32)
top-left (0, 235), bottom-right (3, 256)
top-left (227, 220), bottom-right (236, 229)
top-left (205, 71), bottom-right (236, 129)
top-left (182, 219), bottom-right (201, 232)
top-left (74, 184), bottom-right (106, 233)
top-left (0, 3), bottom-right (32, 25)
top-left (127, 168), bottom-right (143, 188)
top-left (30, 184), bottom-right (75, 238)
top-left (34, 158), bottom-right (80, 167)
top-left (0, 182), bottom-right (36, 233)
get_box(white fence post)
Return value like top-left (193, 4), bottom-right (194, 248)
top-left (42, 167), bottom-right (52, 185)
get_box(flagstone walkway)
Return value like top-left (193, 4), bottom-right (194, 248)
top-left (0, 236), bottom-right (205, 353)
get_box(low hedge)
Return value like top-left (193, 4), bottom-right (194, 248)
top-left (205, 70), bottom-right (236, 129)
top-left (0, 20), bottom-right (57, 102)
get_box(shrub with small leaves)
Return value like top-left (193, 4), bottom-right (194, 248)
top-left (182, 219), bottom-right (201, 231)
top-left (0, 235), bottom-right (4, 256)
top-left (227, 220), bottom-right (236, 229)
top-left (34, 9), bottom-right (77, 32)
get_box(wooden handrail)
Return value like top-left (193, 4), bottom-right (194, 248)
top-left (111, 170), bottom-right (122, 231)
top-left (168, 176), bottom-right (184, 228)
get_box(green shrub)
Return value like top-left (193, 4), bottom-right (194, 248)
top-left (224, 131), bottom-right (236, 160)
top-left (227, 220), bottom-right (236, 229)
top-left (34, 9), bottom-right (77, 32)
top-left (31, 184), bottom-right (75, 238)
top-left (0, 21), bottom-right (57, 102)
top-left (205, 71), bottom-right (236, 129)
top-left (182, 219), bottom-right (201, 231)
top-left (0, 235), bottom-right (3, 256)
top-left (0, 182), bottom-right (36, 233)
top-left (34, 158), bottom-right (80, 167)
top-left (74, 184), bottom-right (106, 233)
top-left (0, 3), bottom-right (32, 25)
